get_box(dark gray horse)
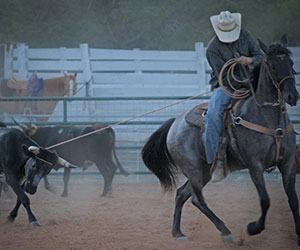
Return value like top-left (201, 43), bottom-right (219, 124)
top-left (142, 36), bottom-right (300, 246)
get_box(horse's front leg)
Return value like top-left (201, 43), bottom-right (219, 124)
top-left (279, 162), bottom-right (300, 246)
top-left (7, 198), bottom-right (21, 222)
top-left (6, 175), bottom-right (40, 226)
top-left (247, 166), bottom-right (270, 235)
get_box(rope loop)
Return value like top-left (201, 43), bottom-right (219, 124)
top-left (218, 58), bottom-right (252, 99)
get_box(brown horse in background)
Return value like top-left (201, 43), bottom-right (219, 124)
top-left (0, 73), bottom-right (77, 120)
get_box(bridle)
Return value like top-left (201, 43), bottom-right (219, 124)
top-left (219, 55), bottom-right (295, 167)
top-left (219, 55), bottom-right (294, 107)
top-left (262, 54), bottom-right (295, 107)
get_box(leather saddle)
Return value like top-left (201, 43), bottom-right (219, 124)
top-left (185, 102), bottom-right (208, 131)
top-left (185, 101), bottom-right (240, 131)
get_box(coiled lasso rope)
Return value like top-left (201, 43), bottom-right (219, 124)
top-left (218, 58), bottom-right (253, 99)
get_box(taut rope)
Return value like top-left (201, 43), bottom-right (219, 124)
top-left (46, 90), bottom-right (211, 150)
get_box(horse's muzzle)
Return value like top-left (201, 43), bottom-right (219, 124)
top-left (285, 92), bottom-right (299, 106)
top-left (24, 182), bottom-right (37, 194)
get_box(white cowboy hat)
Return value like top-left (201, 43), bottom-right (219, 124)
top-left (210, 11), bottom-right (241, 43)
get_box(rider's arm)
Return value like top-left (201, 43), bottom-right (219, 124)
top-left (245, 30), bottom-right (263, 66)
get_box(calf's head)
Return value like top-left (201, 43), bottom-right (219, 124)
top-left (23, 146), bottom-right (77, 194)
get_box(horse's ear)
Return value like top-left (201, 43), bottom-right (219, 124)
top-left (280, 34), bottom-right (288, 48)
top-left (63, 72), bottom-right (68, 77)
top-left (258, 39), bottom-right (268, 54)
top-left (74, 72), bottom-right (77, 77)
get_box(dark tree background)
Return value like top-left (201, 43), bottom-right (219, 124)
top-left (0, 0), bottom-right (299, 49)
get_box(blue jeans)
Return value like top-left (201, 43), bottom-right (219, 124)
top-left (203, 88), bottom-right (231, 164)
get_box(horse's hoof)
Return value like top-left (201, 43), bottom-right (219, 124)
top-left (30, 220), bottom-right (41, 227)
top-left (172, 231), bottom-right (187, 240)
top-left (247, 222), bottom-right (264, 235)
top-left (101, 190), bottom-right (113, 198)
top-left (221, 233), bottom-right (234, 243)
top-left (176, 236), bottom-right (188, 241)
top-left (6, 215), bottom-right (15, 223)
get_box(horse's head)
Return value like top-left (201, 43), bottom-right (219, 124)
top-left (63, 72), bottom-right (77, 96)
top-left (258, 35), bottom-right (299, 106)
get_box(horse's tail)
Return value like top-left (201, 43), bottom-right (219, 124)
top-left (142, 118), bottom-right (177, 191)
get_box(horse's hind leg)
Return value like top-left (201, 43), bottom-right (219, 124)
top-left (279, 164), bottom-right (300, 246)
top-left (189, 177), bottom-right (233, 241)
top-left (172, 180), bottom-right (191, 239)
top-left (247, 167), bottom-right (270, 236)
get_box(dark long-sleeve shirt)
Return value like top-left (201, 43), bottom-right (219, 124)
top-left (206, 29), bottom-right (263, 90)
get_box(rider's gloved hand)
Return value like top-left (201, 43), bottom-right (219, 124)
top-left (238, 56), bottom-right (253, 65)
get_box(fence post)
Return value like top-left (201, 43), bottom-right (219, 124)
top-left (16, 43), bottom-right (28, 80)
top-left (4, 44), bottom-right (13, 79)
top-left (80, 43), bottom-right (92, 97)
top-left (133, 48), bottom-right (142, 74)
top-left (60, 47), bottom-right (67, 74)
top-left (63, 99), bottom-right (68, 123)
top-left (195, 42), bottom-right (207, 92)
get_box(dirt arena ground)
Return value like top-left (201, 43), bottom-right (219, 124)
top-left (0, 173), bottom-right (299, 250)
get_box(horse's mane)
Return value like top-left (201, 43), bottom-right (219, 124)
top-left (267, 43), bottom-right (291, 56)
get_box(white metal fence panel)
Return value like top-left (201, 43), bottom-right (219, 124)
top-left (5, 42), bottom-right (208, 98)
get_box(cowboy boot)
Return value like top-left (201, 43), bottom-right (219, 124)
top-left (211, 137), bottom-right (228, 182)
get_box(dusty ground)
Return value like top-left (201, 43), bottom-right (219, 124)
top-left (0, 173), bottom-right (299, 250)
